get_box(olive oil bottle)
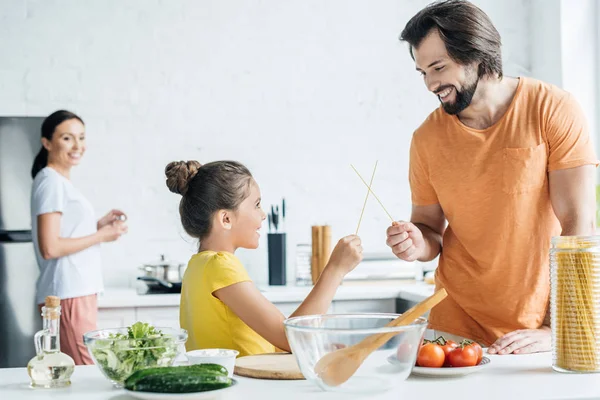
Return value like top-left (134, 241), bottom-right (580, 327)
top-left (27, 296), bottom-right (75, 388)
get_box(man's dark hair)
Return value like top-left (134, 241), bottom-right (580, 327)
top-left (400, 0), bottom-right (503, 79)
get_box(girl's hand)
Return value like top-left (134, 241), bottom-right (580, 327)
top-left (97, 221), bottom-right (128, 242)
top-left (326, 235), bottom-right (363, 276)
top-left (98, 209), bottom-right (127, 230)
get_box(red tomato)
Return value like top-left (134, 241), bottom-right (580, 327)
top-left (458, 339), bottom-right (483, 365)
top-left (417, 343), bottom-right (445, 368)
top-left (447, 345), bottom-right (478, 367)
top-left (439, 340), bottom-right (458, 367)
top-left (414, 338), bottom-right (433, 365)
top-left (468, 342), bottom-right (483, 364)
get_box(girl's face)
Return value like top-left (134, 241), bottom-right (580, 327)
top-left (42, 119), bottom-right (86, 169)
top-left (231, 180), bottom-right (267, 249)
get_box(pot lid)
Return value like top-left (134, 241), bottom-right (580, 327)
top-left (142, 254), bottom-right (183, 268)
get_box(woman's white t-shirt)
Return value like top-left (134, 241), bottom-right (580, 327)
top-left (31, 167), bottom-right (103, 305)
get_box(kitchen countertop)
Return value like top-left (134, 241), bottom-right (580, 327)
top-left (97, 283), bottom-right (435, 308)
top-left (2, 351), bottom-right (598, 400)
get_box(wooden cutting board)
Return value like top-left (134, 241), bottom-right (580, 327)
top-left (234, 353), bottom-right (305, 380)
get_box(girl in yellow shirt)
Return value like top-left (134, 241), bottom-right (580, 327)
top-left (165, 160), bottom-right (363, 357)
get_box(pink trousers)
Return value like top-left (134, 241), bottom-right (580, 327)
top-left (39, 294), bottom-right (97, 365)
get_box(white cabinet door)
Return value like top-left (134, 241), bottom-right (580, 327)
top-left (135, 307), bottom-right (180, 329)
top-left (274, 302), bottom-right (301, 317)
top-left (274, 302), bottom-right (334, 317)
top-left (332, 299), bottom-right (396, 314)
top-left (97, 308), bottom-right (136, 330)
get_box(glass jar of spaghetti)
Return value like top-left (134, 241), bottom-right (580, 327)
top-left (550, 236), bottom-right (600, 373)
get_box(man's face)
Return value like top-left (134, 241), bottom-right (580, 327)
top-left (413, 29), bottom-right (479, 115)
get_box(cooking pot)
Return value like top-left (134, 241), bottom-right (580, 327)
top-left (139, 254), bottom-right (186, 283)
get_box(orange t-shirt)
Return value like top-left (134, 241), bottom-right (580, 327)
top-left (409, 77), bottom-right (598, 345)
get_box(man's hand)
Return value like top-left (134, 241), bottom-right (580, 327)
top-left (488, 327), bottom-right (551, 355)
top-left (386, 221), bottom-right (426, 261)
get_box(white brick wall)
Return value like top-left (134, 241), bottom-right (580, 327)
top-left (0, 0), bottom-right (531, 287)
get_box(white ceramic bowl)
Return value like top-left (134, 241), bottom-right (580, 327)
top-left (185, 348), bottom-right (239, 377)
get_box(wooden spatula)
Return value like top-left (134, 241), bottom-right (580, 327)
top-left (314, 288), bottom-right (447, 387)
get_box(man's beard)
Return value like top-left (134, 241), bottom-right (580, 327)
top-left (438, 75), bottom-right (479, 115)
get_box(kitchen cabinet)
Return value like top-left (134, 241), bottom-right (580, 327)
top-left (135, 307), bottom-right (181, 329)
top-left (275, 302), bottom-right (334, 317)
top-left (274, 302), bottom-right (301, 317)
top-left (333, 299), bottom-right (396, 314)
top-left (96, 308), bottom-right (136, 330)
top-left (97, 298), bottom-right (396, 330)
top-left (96, 307), bottom-right (178, 330)
top-left (96, 284), bottom-right (437, 330)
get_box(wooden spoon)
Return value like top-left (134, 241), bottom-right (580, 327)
top-left (314, 288), bottom-right (447, 387)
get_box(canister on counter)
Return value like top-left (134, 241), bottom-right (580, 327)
top-left (311, 225), bottom-right (332, 285)
top-left (550, 236), bottom-right (600, 373)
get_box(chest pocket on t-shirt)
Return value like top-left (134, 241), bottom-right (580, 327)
top-left (502, 143), bottom-right (547, 194)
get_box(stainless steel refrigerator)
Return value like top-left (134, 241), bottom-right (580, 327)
top-left (0, 117), bottom-right (45, 368)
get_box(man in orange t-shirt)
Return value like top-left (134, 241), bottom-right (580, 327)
top-left (386, 0), bottom-right (597, 355)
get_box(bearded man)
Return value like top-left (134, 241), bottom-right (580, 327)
top-left (386, 0), bottom-right (598, 355)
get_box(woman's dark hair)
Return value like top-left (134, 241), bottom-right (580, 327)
top-left (31, 110), bottom-right (85, 178)
top-left (400, 0), bottom-right (503, 78)
top-left (165, 160), bottom-right (254, 240)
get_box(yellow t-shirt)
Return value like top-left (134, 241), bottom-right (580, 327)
top-left (409, 77), bottom-right (598, 345)
top-left (180, 251), bottom-right (276, 357)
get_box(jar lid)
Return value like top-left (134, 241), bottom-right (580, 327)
top-left (551, 236), bottom-right (600, 249)
top-left (143, 254), bottom-right (183, 268)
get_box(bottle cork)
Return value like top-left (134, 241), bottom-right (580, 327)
top-left (45, 296), bottom-right (60, 308)
top-left (45, 296), bottom-right (61, 320)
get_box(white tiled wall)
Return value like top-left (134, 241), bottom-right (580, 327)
top-left (0, 0), bottom-right (531, 286)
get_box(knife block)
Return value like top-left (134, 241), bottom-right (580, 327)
top-left (311, 225), bottom-right (332, 285)
top-left (268, 233), bottom-right (287, 285)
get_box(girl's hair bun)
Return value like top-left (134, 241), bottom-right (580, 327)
top-left (165, 160), bottom-right (202, 196)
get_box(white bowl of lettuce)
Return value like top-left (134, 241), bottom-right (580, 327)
top-left (84, 322), bottom-right (187, 387)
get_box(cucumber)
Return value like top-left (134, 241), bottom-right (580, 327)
top-left (130, 373), bottom-right (232, 393)
top-left (191, 363), bottom-right (229, 376)
top-left (124, 364), bottom-right (228, 389)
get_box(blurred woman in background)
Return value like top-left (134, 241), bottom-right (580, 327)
top-left (30, 110), bottom-right (128, 365)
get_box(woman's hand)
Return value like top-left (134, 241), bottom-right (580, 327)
top-left (98, 209), bottom-right (127, 230)
top-left (97, 221), bottom-right (128, 242)
top-left (326, 235), bottom-right (363, 277)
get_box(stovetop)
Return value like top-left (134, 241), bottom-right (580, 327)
top-left (136, 281), bottom-right (182, 295)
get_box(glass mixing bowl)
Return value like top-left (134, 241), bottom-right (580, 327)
top-left (83, 327), bottom-right (187, 387)
top-left (284, 314), bottom-right (427, 393)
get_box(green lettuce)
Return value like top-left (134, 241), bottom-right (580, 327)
top-left (91, 322), bottom-right (178, 384)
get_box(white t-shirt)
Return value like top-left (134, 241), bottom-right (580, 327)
top-left (31, 167), bottom-right (103, 305)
